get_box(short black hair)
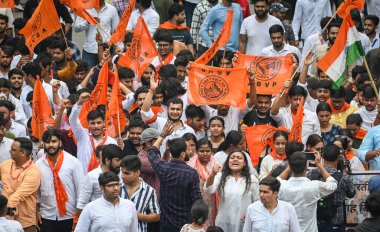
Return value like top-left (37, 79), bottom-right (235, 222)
top-left (269, 24), bottom-right (284, 35)
top-left (101, 144), bottom-right (123, 164)
top-left (124, 31), bottom-right (134, 44)
top-left (42, 129), bottom-right (62, 143)
top-left (318, 80), bottom-right (332, 91)
top-left (288, 86), bottom-right (307, 98)
top-left (120, 155), bottom-right (141, 171)
top-left (154, 29), bottom-right (174, 44)
top-left (0, 195), bottom-right (8, 213)
top-left (183, 133), bottom-right (197, 143)
top-left (98, 171), bottom-right (120, 187)
top-left (8, 69), bottom-right (25, 78)
top-left (316, 102), bottom-right (332, 114)
top-left (13, 18), bottom-right (27, 30)
top-left (320, 17), bottom-right (333, 29)
top-left (137, 0), bottom-right (152, 8)
top-left (206, 226), bottom-right (224, 232)
top-left (254, 0), bottom-right (269, 4)
top-left (365, 15), bottom-right (380, 27)
top-left (87, 109), bottom-right (105, 122)
top-left (169, 138), bottom-right (187, 158)
top-left (119, 67), bottom-right (135, 80)
top-left (158, 64), bottom-right (177, 79)
top-left (0, 45), bottom-right (14, 57)
top-left (14, 137), bottom-right (33, 156)
top-left (0, 14), bottom-right (8, 24)
top-left (75, 60), bottom-right (89, 73)
top-left (168, 3), bottom-right (184, 19)
top-left (167, 97), bottom-right (184, 108)
top-left (288, 151), bottom-right (307, 175)
top-left (346, 113), bottom-right (362, 126)
top-left (285, 141), bottom-right (304, 159)
top-left (36, 53), bottom-right (52, 69)
top-left (0, 100), bottom-right (15, 112)
top-left (363, 86), bottom-right (376, 99)
top-left (331, 86), bottom-right (346, 99)
top-left (133, 86), bottom-right (149, 102)
top-left (22, 62), bottom-right (42, 79)
top-left (126, 119), bottom-right (147, 131)
top-left (185, 105), bottom-right (205, 119)
top-left (365, 192), bottom-right (380, 217)
top-left (174, 55), bottom-right (189, 67)
top-left (50, 39), bottom-right (67, 51)
top-left (0, 78), bottom-right (11, 89)
top-left (327, 22), bottom-right (341, 32)
top-left (260, 176), bottom-right (281, 192)
top-left (351, 65), bottom-right (366, 79)
top-left (322, 144), bottom-right (340, 162)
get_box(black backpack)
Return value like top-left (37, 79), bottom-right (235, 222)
top-left (317, 171), bottom-right (343, 223)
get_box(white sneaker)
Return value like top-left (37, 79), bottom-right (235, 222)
top-left (15, 4), bottom-right (24, 11)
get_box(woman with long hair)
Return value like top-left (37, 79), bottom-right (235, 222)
top-left (258, 131), bottom-right (288, 180)
top-left (205, 150), bottom-right (259, 232)
top-left (208, 116), bottom-right (225, 153)
top-left (317, 102), bottom-right (341, 145)
top-left (305, 134), bottom-right (324, 153)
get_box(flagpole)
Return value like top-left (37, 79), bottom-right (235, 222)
top-left (362, 56), bottom-right (380, 100)
top-left (97, 23), bottom-right (112, 40)
top-left (60, 27), bottom-right (70, 50)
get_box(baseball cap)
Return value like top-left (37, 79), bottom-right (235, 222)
top-left (270, 3), bottom-right (288, 13)
top-left (141, 128), bottom-right (161, 143)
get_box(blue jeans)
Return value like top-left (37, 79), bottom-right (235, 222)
top-left (82, 50), bottom-right (99, 68)
top-left (318, 223), bottom-right (345, 232)
top-left (184, 1), bottom-right (197, 27)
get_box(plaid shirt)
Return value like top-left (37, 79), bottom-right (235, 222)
top-left (190, 0), bottom-right (214, 49)
top-left (147, 146), bottom-right (201, 230)
top-left (307, 166), bottom-right (356, 225)
top-left (111, 0), bottom-right (129, 17)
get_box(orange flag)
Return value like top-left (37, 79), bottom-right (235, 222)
top-left (32, 76), bottom-right (54, 140)
top-left (195, 9), bottom-right (233, 65)
top-left (187, 62), bottom-right (247, 109)
top-left (245, 125), bottom-right (287, 167)
top-left (61, 0), bottom-right (97, 25)
top-left (19, 0), bottom-right (61, 53)
top-left (118, 17), bottom-right (158, 78)
top-left (79, 62), bottom-right (109, 128)
top-left (234, 52), bottom-right (293, 95)
top-left (0, 0), bottom-right (14, 8)
top-left (289, 97), bottom-right (304, 143)
top-left (336, 0), bottom-right (364, 18)
top-left (106, 67), bottom-right (128, 138)
top-left (82, 0), bottom-right (100, 9)
top-left (108, 0), bottom-right (136, 45)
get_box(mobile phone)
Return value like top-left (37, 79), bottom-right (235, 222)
top-left (304, 152), bottom-right (315, 160)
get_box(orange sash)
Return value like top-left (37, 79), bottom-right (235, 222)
top-left (269, 150), bottom-right (286, 161)
top-left (327, 99), bottom-right (350, 114)
top-left (158, 21), bottom-right (190, 31)
top-left (46, 150), bottom-right (68, 216)
top-left (345, 151), bottom-right (355, 161)
top-left (354, 128), bottom-right (367, 140)
top-left (87, 133), bottom-right (108, 172)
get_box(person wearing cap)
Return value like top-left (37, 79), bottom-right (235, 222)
top-left (137, 128), bottom-right (161, 196)
top-left (269, 2), bottom-right (295, 46)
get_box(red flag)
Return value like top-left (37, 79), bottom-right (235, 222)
top-left (234, 52), bottom-right (293, 95)
top-left (79, 62), bottom-right (109, 128)
top-left (187, 62), bottom-right (247, 109)
top-left (19, 0), bottom-right (61, 53)
top-left (118, 17), bottom-right (158, 78)
top-left (106, 67), bottom-right (128, 138)
top-left (61, 0), bottom-right (97, 25)
top-left (194, 9), bottom-right (233, 65)
top-left (289, 97), bottom-right (305, 142)
top-left (0, 0), bottom-right (14, 8)
top-left (32, 76), bottom-right (54, 140)
top-left (108, 0), bottom-right (136, 45)
top-left (82, 0), bottom-right (99, 9)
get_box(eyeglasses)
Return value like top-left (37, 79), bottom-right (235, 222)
top-left (104, 183), bottom-right (122, 188)
top-left (315, 147), bottom-right (322, 152)
top-left (335, 135), bottom-right (348, 139)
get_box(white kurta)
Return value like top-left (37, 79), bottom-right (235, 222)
top-left (205, 173), bottom-right (259, 232)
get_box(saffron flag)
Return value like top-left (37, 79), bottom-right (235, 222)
top-left (336, 0), bottom-right (365, 18)
top-left (32, 76), bottom-right (54, 140)
top-left (289, 97), bottom-right (304, 143)
top-left (108, 0), bottom-right (136, 45)
top-left (187, 62), bottom-right (247, 110)
top-left (106, 67), bottom-right (128, 138)
top-left (60, 0), bottom-right (97, 25)
top-left (245, 125), bottom-right (287, 167)
top-left (0, 0), bottom-right (14, 8)
top-left (82, 0), bottom-right (100, 9)
top-left (118, 17), bottom-right (158, 78)
top-left (317, 16), bottom-right (364, 89)
top-left (234, 52), bottom-right (293, 95)
top-left (20, 0), bottom-right (61, 53)
top-left (194, 9), bottom-right (233, 65)
top-left (79, 62), bottom-right (109, 128)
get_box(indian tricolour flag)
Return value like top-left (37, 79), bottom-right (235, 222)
top-left (317, 16), bottom-right (365, 89)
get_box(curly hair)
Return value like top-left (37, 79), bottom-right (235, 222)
top-left (218, 150), bottom-right (252, 196)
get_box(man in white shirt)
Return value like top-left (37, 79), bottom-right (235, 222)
top-left (75, 144), bottom-right (123, 217)
top-left (75, 171), bottom-right (138, 232)
top-left (261, 24), bottom-right (301, 61)
top-left (74, 0), bottom-right (119, 67)
top-left (354, 86), bottom-right (378, 131)
top-left (0, 78), bottom-right (27, 126)
top-left (271, 85), bottom-right (321, 145)
top-left (69, 92), bottom-right (117, 172)
top-left (0, 195), bottom-right (23, 232)
top-left (292, 0), bottom-right (332, 46)
top-left (0, 45), bottom-right (13, 79)
top-left (364, 15), bottom-right (380, 50)
top-left (239, 0), bottom-right (282, 55)
top-left (151, 30), bottom-right (176, 68)
top-left (302, 17), bottom-right (330, 59)
top-left (367, 0), bottom-right (380, 31)
top-left (127, 0), bottom-right (160, 37)
top-left (0, 100), bottom-right (27, 137)
top-left (0, 121), bottom-right (12, 163)
top-left (35, 129), bottom-right (84, 231)
top-left (277, 151), bottom-right (337, 232)
top-left (243, 176), bottom-right (301, 232)
top-left (10, 43), bottom-right (38, 70)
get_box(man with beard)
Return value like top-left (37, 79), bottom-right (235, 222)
top-left (364, 15), bottom-right (380, 50)
top-left (0, 117), bottom-right (12, 163)
top-left (122, 86), bottom-right (149, 123)
top-left (0, 15), bottom-right (12, 47)
top-left (261, 24), bottom-right (301, 61)
top-left (50, 39), bottom-right (78, 82)
top-left (147, 122), bottom-right (201, 232)
top-left (158, 3), bottom-right (195, 55)
top-left (201, 0), bottom-right (243, 52)
top-left (75, 172), bottom-right (138, 232)
top-left (75, 144), bottom-right (123, 218)
top-left (354, 87), bottom-right (378, 131)
top-left (69, 92), bottom-right (117, 172)
top-left (0, 100), bottom-right (27, 137)
top-left (174, 56), bottom-right (189, 89)
top-left (8, 69), bottom-right (23, 100)
top-left (302, 17), bottom-right (331, 60)
top-left (327, 87), bottom-right (358, 128)
top-left (35, 129), bottom-right (84, 231)
top-left (66, 60), bottom-right (91, 95)
top-left (316, 80), bottom-right (332, 103)
top-left (0, 78), bottom-right (27, 125)
top-left (141, 76), bottom-right (195, 155)
top-left (239, 0), bottom-right (282, 55)
top-left (0, 45), bottom-right (13, 78)
top-left (269, 3), bottom-right (295, 45)
top-left (120, 120), bottom-right (147, 157)
top-left (152, 30), bottom-right (176, 68)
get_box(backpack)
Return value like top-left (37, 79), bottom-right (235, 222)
top-left (316, 171), bottom-right (343, 223)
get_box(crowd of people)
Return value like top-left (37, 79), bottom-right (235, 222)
top-left (0, 0), bottom-right (380, 231)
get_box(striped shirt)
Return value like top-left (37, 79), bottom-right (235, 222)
top-left (121, 179), bottom-right (160, 232)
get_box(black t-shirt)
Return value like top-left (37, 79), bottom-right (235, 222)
top-left (169, 29), bottom-right (193, 45)
top-left (243, 108), bottom-right (277, 127)
top-left (122, 139), bottom-right (140, 157)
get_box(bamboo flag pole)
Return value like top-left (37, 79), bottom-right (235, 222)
top-left (362, 56), bottom-right (380, 100)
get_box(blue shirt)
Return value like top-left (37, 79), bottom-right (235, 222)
top-left (369, 175), bottom-right (380, 193)
top-left (199, 3), bottom-right (243, 52)
top-left (358, 125), bottom-right (380, 170)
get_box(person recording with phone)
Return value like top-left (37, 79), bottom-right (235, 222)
top-left (0, 195), bottom-right (23, 232)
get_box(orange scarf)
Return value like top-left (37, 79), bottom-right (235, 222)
top-left (161, 53), bottom-right (174, 66)
top-left (152, 106), bottom-right (163, 115)
top-left (158, 21), bottom-right (190, 31)
top-left (88, 133), bottom-right (108, 172)
top-left (46, 150), bottom-right (68, 216)
top-left (345, 151), bottom-right (355, 160)
top-left (327, 99), bottom-right (351, 114)
top-left (354, 128), bottom-right (367, 140)
top-left (269, 150), bottom-right (286, 161)
top-left (195, 158), bottom-right (209, 181)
